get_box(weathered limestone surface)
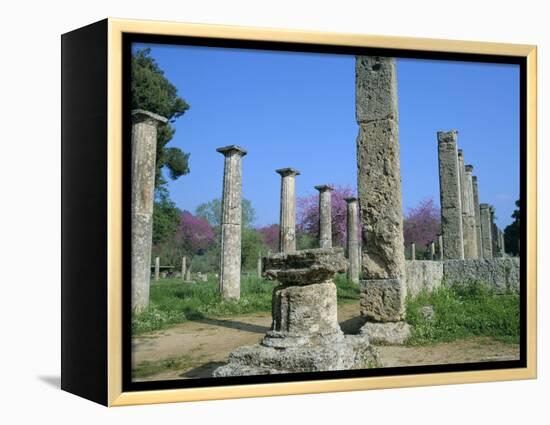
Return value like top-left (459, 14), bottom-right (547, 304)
top-left (443, 257), bottom-right (520, 293)
top-left (344, 197), bottom-right (360, 283)
top-left (437, 130), bottom-right (465, 260)
top-left (463, 164), bottom-right (478, 258)
top-left (480, 203), bottom-right (493, 259)
top-left (472, 175), bottom-right (483, 259)
top-left (404, 260), bottom-right (443, 297)
top-left (360, 279), bottom-right (406, 322)
top-left (438, 234), bottom-right (444, 260)
top-left (262, 248), bottom-right (348, 286)
top-left (131, 110), bottom-right (167, 311)
top-left (355, 56), bottom-right (409, 343)
top-left (403, 258), bottom-right (520, 296)
top-left (315, 185), bottom-right (333, 249)
top-left (356, 57), bottom-right (405, 281)
top-left (217, 145), bottom-right (247, 300)
top-left (277, 168), bottom-right (300, 253)
top-left (360, 322), bottom-right (412, 345)
top-left (213, 248), bottom-right (379, 376)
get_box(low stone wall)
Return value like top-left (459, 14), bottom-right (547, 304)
top-left (404, 261), bottom-right (443, 297)
top-left (404, 257), bottom-right (520, 296)
top-left (443, 257), bottom-right (520, 293)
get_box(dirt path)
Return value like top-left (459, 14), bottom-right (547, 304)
top-left (132, 302), bottom-right (519, 381)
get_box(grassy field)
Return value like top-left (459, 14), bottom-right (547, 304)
top-left (133, 275), bottom-right (519, 346)
top-left (132, 273), bottom-right (360, 335)
top-left (406, 282), bottom-right (520, 345)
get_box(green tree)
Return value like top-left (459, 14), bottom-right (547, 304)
top-left (152, 188), bottom-right (181, 245)
top-left (132, 47), bottom-right (191, 244)
top-left (241, 228), bottom-right (269, 271)
top-left (131, 47), bottom-right (191, 189)
top-left (195, 198), bottom-right (257, 228)
top-left (504, 199), bottom-right (520, 255)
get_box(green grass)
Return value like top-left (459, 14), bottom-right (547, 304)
top-left (132, 354), bottom-right (196, 379)
top-left (405, 282), bottom-right (520, 346)
top-left (133, 273), bottom-right (360, 335)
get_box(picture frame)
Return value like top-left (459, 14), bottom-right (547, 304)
top-left (61, 18), bottom-right (537, 406)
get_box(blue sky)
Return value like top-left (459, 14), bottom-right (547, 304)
top-left (134, 43), bottom-right (520, 229)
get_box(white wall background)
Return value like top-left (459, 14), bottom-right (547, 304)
top-left (0, 0), bottom-right (547, 422)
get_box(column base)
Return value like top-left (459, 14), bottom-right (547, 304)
top-left (359, 321), bottom-right (411, 345)
top-left (213, 333), bottom-right (380, 377)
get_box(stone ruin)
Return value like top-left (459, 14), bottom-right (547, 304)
top-left (213, 248), bottom-right (379, 376)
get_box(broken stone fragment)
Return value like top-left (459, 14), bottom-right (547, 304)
top-left (262, 247), bottom-right (348, 286)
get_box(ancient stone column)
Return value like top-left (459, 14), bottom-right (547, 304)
top-left (154, 256), bottom-right (160, 282)
top-left (430, 241), bottom-right (436, 261)
top-left (490, 207), bottom-right (500, 257)
top-left (472, 175), bottom-right (483, 259)
top-left (315, 185), bottom-right (333, 248)
top-left (131, 110), bottom-right (167, 311)
top-left (463, 164), bottom-right (478, 258)
top-left (277, 168), bottom-right (300, 253)
top-left (355, 56), bottom-right (409, 343)
top-left (499, 230), bottom-right (506, 255)
top-left (344, 197), bottom-right (360, 283)
top-left (438, 234), bottom-right (444, 260)
top-left (458, 152), bottom-right (476, 259)
top-left (217, 145), bottom-right (247, 300)
top-left (480, 203), bottom-right (494, 259)
top-left (213, 248), bottom-right (379, 377)
top-left (181, 256), bottom-right (187, 282)
top-left (437, 130), bottom-right (465, 260)
top-left (257, 252), bottom-right (262, 278)
top-left (410, 242), bottom-right (416, 261)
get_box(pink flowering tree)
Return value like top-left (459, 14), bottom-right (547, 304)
top-left (257, 224), bottom-right (279, 252)
top-left (177, 211), bottom-right (216, 258)
top-left (296, 185), bottom-right (356, 248)
top-left (403, 198), bottom-right (441, 253)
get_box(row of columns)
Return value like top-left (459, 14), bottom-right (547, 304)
top-left (437, 130), bottom-right (505, 261)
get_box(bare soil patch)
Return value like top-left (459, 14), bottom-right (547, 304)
top-left (132, 302), bottom-right (519, 381)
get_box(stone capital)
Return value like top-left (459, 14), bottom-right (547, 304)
top-left (216, 145), bottom-right (247, 157)
top-left (344, 196), bottom-right (358, 204)
top-left (465, 164), bottom-right (474, 173)
top-left (437, 129), bottom-right (458, 144)
top-left (480, 203), bottom-right (490, 210)
top-left (314, 184), bottom-right (333, 192)
top-left (457, 149), bottom-right (464, 158)
top-left (132, 109), bottom-right (168, 126)
top-left (276, 167), bottom-right (300, 177)
top-left (472, 175), bottom-right (478, 183)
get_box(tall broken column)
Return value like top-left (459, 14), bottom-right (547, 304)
top-left (217, 145), bottom-right (247, 300)
top-left (355, 56), bottom-right (410, 344)
top-left (472, 175), bottom-right (483, 259)
top-left (131, 109), bottom-right (167, 311)
top-left (277, 168), bottom-right (300, 253)
top-left (464, 164), bottom-right (479, 260)
top-left (315, 185), bottom-right (333, 248)
top-left (437, 130), bottom-right (465, 260)
top-left (438, 234), bottom-right (444, 260)
top-left (480, 203), bottom-right (494, 259)
top-left (344, 197), bottom-right (360, 284)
